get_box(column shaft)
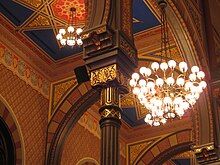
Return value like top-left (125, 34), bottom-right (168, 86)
top-left (99, 86), bottom-right (121, 165)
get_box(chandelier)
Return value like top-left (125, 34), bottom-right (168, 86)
top-left (129, 0), bottom-right (207, 126)
top-left (56, 7), bottom-right (83, 46)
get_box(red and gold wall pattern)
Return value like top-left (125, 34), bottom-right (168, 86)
top-left (0, 64), bottom-right (49, 164)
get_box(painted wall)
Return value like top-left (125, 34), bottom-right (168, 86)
top-left (0, 64), bottom-right (49, 164)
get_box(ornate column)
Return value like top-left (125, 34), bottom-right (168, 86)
top-left (82, 0), bottom-right (137, 164)
top-left (193, 0), bottom-right (220, 164)
top-left (99, 86), bottom-right (121, 164)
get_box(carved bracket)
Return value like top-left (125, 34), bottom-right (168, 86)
top-left (193, 143), bottom-right (220, 164)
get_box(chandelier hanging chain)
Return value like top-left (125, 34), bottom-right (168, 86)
top-left (129, 0), bottom-right (207, 126)
top-left (159, 1), bottom-right (172, 61)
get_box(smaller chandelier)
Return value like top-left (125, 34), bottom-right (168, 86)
top-left (56, 7), bottom-right (83, 46)
top-left (129, 0), bottom-right (207, 126)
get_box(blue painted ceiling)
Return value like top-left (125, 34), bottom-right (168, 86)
top-left (0, 0), bottom-right (159, 61)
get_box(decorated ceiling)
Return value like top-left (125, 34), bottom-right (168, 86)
top-left (0, 0), bottom-right (159, 60)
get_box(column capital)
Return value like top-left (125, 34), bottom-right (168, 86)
top-left (193, 143), bottom-right (220, 164)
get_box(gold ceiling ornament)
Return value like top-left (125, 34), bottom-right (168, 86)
top-left (129, 0), bottom-right (207, 126)
top-left (56, 7), bottom-right (83, 46)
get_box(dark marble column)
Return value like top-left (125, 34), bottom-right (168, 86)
top-left (99, 86), bottom-right (121, 165)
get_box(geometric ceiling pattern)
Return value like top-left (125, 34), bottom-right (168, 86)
top-left (0, 0), bottom-right (159, 60)
top-left (0, 0), bottom-right (161, 127)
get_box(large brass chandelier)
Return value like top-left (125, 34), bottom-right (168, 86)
top-left (56, 7), bottom-right (83, 46)
top-left (129, 0), bottom-right (207, 126)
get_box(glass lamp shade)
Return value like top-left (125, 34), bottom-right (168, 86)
top-left (67, 26), bottom-right (74, 33)
top-left (160, 62), bottom-right (168, 71)
top-left (168, 60), bottom-right (176, 69)
top-left (179, 62), bottom-right (188, 72)
top-left (60, 39), bottom-right (67, 46)
top-left (56, 33), bottom-right (62, 40)
top-left (59, 29), bottom-right (66, 35)
top-left (151, 62), bottom-right (159, 71)
top-left (67, 39), bottom-right (76, 46)
top-left (76, 28), bottom-right (83, 35)
top-left (77, 38), bottom-right (83, 45)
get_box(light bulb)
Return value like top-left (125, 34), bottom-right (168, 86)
top-left (179, 61), bottom-right (188, 72)
top-left (146, 114), bottom-right (152, 120)
top-left (197, 86), bottom-right (203, 93)
top-left (197, 71), bottom-right (205, 79)
top-left (199, 81), bottom-right (207, 89)
top-left (154, 121), bottom-right (160, 126)
top-left (138, 93), bottom-right (145, 99)
top-left (140, 87), bottom-right (148, 95)
top-left (194, 93), bottom-right (200, 100)
top-left (56, 33), bottom-right (62, 40)
top-left (161, 118), bottom-right (167, 124)
top-left (129, 79), bottom-right (136, 87)
top-left (156, 78), bottom-right (164, 87)
top-left (163, 96), bottom-right (172, 105)
top-left (160, 62), bottom-right (168, 71)
top-left (176, 77), bottom-right (185, 86)
top-left (67, 39), bottom-right (76, 46)
top-left (191, 66), bottom-right (199, 73)
top-left (140, 67), bottom-right (151, 76)
top-left (77, 38), bottom-right (83, 45)
top-left (76, 28), bottom-right (83, 35)
top-left (132, 73), bottom-right (140, 81)
top-left (151, 62), bottom-right (159, 71)
top-left (147, 81), bottom-right (155, 89)
top-left (59, 28), bottom-right (66, 35)
top-left (67, 26), bottom-right (74, 33)
top-left (139, 79), bottom-right (146, 87)
top-left (174, 97), bottom-right (183, 105)
top-left (168, 60), bottom-right (176, 69)
top-left (133, 87), bottom-right (140, 95)
top-left (190, 85), bottom-right (197, 93)
top-left (176, 108), bottom-right (184, 117)
top-left (189, 74), bottom-right (197, 81)
top-left (184, 82), bottom-right (193, 91)
top-left (157, 110), bottom-right (163, 117)
top-left (150, 89), bottom-right (156, 95)
top-left (60, 39), bottom-right (66, 45)
top-left (148, 120), bottom-right (153, 126)
top-left (183, 102), bottom-right (190, 110)
top-left (166, 77), bottom-right (175, 86)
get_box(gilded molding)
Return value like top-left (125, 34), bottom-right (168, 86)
top-left (120, 37), bottom-right (136, 64)
top-left (121, 0), bottom-right (133, 39)
top-left (0, 42), bottom-right (50, 99)
top-left (101, 86), bottom-right (119, 106)
top-left (28, 15), bottom-right (50, 27)
top-left (90, 64), bottom-right (117, 86)
top-left (193, 143), bottom-right (220, 164)
top-left (100, 108), bottom-right (121, 119)
top-left (78, 111), bottom-right (100, 139)
top-left (194, 143), bottom-right (214, 153)
top-left (129, 141), bottom-right (153, 164)
top-left (14, 0), bottom-right (43, 8)
top-left (49, 77), bottom-right (77, 118)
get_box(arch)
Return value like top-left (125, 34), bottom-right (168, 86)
top-left (135, 129), bottom-right (193, 165)
top-left (0, 117), bottom-right (16, 164)
top-left (76, 157), bottom-right (99, 165)
top-left (0, 96), bottom-right (25, 165)
top-left (46, 82), bottom-right (100, 164)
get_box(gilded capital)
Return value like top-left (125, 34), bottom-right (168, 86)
top-left (90, 64), bottom-right (117, 86)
